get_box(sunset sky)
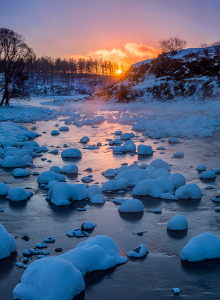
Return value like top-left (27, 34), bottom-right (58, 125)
top-left (1, 0), bottom-right (220, 66)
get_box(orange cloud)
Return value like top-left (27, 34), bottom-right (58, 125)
top-left (67, 43), bottom-right (159, 67)
top-left (125, 43), bottom-right (160, 58)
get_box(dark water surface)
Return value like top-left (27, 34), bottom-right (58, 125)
top-left (0, 114), bottom-right (220, 299)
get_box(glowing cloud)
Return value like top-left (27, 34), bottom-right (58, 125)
top-left (89, 48), bottom-right (127, 62)
top-left (125, 43), bottom-right (160, 58)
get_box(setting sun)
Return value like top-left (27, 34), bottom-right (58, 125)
top-left (117, 69), bottom-right (122, 74)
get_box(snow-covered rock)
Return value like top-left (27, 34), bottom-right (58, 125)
top-left (175, 183), bottom-right (201, 199)
top-left (181, 232), bottom-right (220, 262)
top-left (173, 151), bottom-right (184, 157)
top-left (61, 148), bottom-right (82, 158)
top-left (157, 177), bottom-right (174, 193)
top-left (2, 156), bottom-right (26, 168)
top-left (62, 164), bottom-right (78, 174)
top-left (60, 235), bottom-right (128, 276)
top-left (151, 168), bottom-right (171, 179)
top-left (47, 183), bottom-right (87, 206)
top-left (113, 145), bottom-right (128, 153)
top-left (45, 180), bottom-right (60, 190)
top-left (13, 257), bottom-right (85, 300)
top-left (150, 158), bottom-right (170, 171)
top-left (167, 215), bottom-right (188, 230)
top-left (138, 145), bottom-right (153, 155)
top-left (133, 179), bottom-right (164, 197)
top-left (51, 130), bottom-right (60, 135)
top-left (0, 223), bottom-right (17, 260)
top-left (81, 222), bottom-right (97, 230)
top-left (115, 169), bottom-right (150, 186)
top-left (196, 164), bottom-right (206, 171)
top-left (90, 194), bottom-right (105, 204)
top-left (37, 171), bottom-right (65, 184)
top-left (118, 199), bottom-right (144, 213)
top-left (12, 168), bottom-right (30, 177)
top-left (127, 244), bottom-right (149, 258)
top-left (159, 193), bottom-right (178, 200)
top-left (120, 133), bottom-right (131, 140)
top-left (87, 185), bottom-right (102, 200)
top-left (169, 137), bottom-right (180, 143)
top-left (80, 136), bottom-right (89, 143)
top-left (6, 187), bottom-right (28, 201)
top-left (0, 183), bottom-right (10, 195)
top-left (101, 179), bottom-right (130, 191)
top-left (59, 126), bottom-right (69, 131)
top-left (50, 166), bottom-right (62, 173)
top-left (168, 173), bottom-right (186, 189)
top-left (66, 229), bottom-right (89, 237)
top-left (199, 170), bottom-right (216, 179)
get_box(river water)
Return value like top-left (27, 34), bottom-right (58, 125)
top-left (1, 98), bottom-right (220, 299)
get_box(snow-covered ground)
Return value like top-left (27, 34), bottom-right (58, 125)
top-left (1, 96), bottom-right (220, 299)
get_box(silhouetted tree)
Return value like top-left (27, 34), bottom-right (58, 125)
top-left (0, 28), bottom-right (35, 106)
top-left (159, 36), bottom-right (187, 53)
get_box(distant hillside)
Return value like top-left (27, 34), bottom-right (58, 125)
top-left (104, 46), bottom-right (220, 101)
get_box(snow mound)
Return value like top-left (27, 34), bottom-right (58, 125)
top-left (60, 235), bottom-right (128, 276)
top-left (87, 185), bottom-right (102, 200)
top-left (181, 232), bottom-right (220, 262)
top-left (127, 244), bottom-right (149, 258)
top-left (50, 166), bottom-right (62, 173)
top-left (169, 137), bottom-right (180, 143)
top-left (138, 145), bottom-right (153, 155)
top-left (80, 136), bottom-right (89, 143)
top-left (167, 215), bottom-right (188, 230)
top-left (157, 177), bottom-right (174, 193)
top-left (120, 133), bottom-right (131, 140)
top-left (47, 183), bottom-right (87, 206)
top-left (133, 179), bottom-right (164, 197)
top-left (2, 156), bottom-right (26, 168)
top-left (45, 180), bottom-right (60, 190)
top-left (0, 223), bottom-right (17, 260)
top-left (61, 148), bottom-right (82, 158)
top-left (62, 164), bottom-right (78, 174)
top-left (101, 179), bottom-right (130, 191)
top-left (196, 164), bottom-right (206, 171)
top-left (115, 169), bottom-right (150, 186)
top-left (113, 145), bottom-right (127, 153)
top-left (151, 168), bottom-right (171, 179)
top-left (13, 257), bottom-right (85, 300)
top-left (51, 130), bottom-right (60, 135)
top-left (6, 187), bottom-right (28, 201)
top-left (66, 229), bottom-right (89, 237)
top-left (13, 168), bottom-right (30, 177)
top-left (37, 171), bottom-right (65, 184)
top-left (118, 199), bottom-right (144, 213)
top-left (0, 183), bottom-right (10, 195)
top-left (168, 173), bottom-right (186, 189)
top-left (175, 183), bottom-right (201, 199)
top-left (150, 158), bottom-right (170, 171)
top-left (199, 170), bottom-right (216, 179)
top-left (59, 126), bottom-right (69, 131)
top-left (81, 222), bottom-right (97, 230)
top-left (173, 151), bottom-right (184, 157)
top-left (90, 194), bottom-right (105, 204)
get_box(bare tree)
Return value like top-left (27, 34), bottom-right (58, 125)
top-left (0, 28), bottom-right (35, 106)
top-left (159, 36), bottom-right (187, 53)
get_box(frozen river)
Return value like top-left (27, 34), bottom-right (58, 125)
top-left (1, 97), bottom-right (220, 299)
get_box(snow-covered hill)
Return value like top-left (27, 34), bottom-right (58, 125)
top-left (106, 46), bottom-right (220, 101)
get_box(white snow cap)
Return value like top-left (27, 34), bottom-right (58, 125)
top-left (127, 244), bottom-right (149, 258)
top-left (101, 179), bottom-right (130, 191)
top-left (62, 164), bottom-right (78, 174)
top-left (168, 173), bottom-right (186, 189)
top-left (0, 183), bottom-right (10, 195)
top-left (151, 168), bottom-right (171, 179)
top-left (6, 187), bottom-right (28, 201)
top-left (12, 168), bottom-right (30, 177)
top-left (13, 256), bottom-right (85, 300)
top-left (181, 232), bottom-right (220, 262)
top-left (138, 145), bottom-right (153, 155)
top-left (47, 182), bottom-right (88, 206)
top-left (133, 179), bottom-right (164, 197)
top-left (167, 215), bottom-right (188, 230)
top-left (61, 148), bottom-right (82, 158)
top-left (115, 169), bottom-right (150, 186)
top-left (0, 222), bottom-right (17, 260)
top-left (60, 235), bottom-right (128, 276)
top-left (175, 183), bottom-right (202, 199)
top-left (118, 199), bottom-right (144, 213)
top-left (173, 151), bottom-right (184, 157)
top-left (2, 156), bottom-right (26, 168)
top-left (196, 164), bottom-right (206, 171)
top-left (199, 170), bottom-right (216, 179)
top-left (150, 158), bottom-right (170, 171)
top-left (80, 136), bottom-right (89, 143)
top-left (90, 194), bottom-right (105, 204)
top-left (37, 171), bottom-right (65, 184)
